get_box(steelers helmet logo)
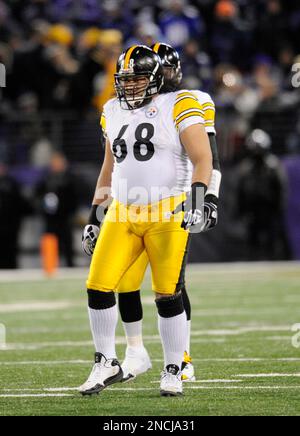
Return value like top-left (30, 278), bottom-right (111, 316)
top-left (146, 106), bottom-right (158, 118)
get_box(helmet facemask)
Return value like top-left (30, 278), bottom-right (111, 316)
top-left (115, 67), bottom-right (163, 110)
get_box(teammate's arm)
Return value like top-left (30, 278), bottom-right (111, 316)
top-left (197, 94), bottom-right (222, 232)
top-left (82, 140), bottom-right (114, 256)
top-left (201, 133), bottom-right (222, 232)
top-left (177, 124), bottom-right (213, 231)
top-left (180, 123), bottom-right (212, 187)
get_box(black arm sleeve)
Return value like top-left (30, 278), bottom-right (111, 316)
top-left (208, 133), bottom-right (221, 172)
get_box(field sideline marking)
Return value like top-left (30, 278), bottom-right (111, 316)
top-left (0, 301), bottom-right (81, 313)
top-left (1, 386), bottom-right (300, 397)
top-left (0, 299), bottom-right (297, 315)
top-left (0, 394), bottom-right (73, 398)
top-left (2, 382), bottom-right (243, 392)
top-left (0, 262), bottom-right (299, 283)
top-left (191, 326), bottom-right (292, 336)
top-left (0, 324), bottom-right (293, 350)
top-left (0, 337), bottom-right (227, 351)
top-left (235, 373), bottom-right (300, 378)
top-left (150, 380), bottom-right (243, 384)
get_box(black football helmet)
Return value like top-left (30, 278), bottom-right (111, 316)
top-left (151, 43), bottom-right (182, 92)
top-left (115, 45), bottom-right (164, 110)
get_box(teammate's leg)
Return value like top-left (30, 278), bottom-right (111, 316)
top-left (117, 250), bottom-right (151, 381)
top-left (181, 286), bottom-right (191, 354)
top-left (176, 236), bottom-right (195, 381)
top-left (145, 200), bottom-right (189, 396)
top-left (148, 231), bottom-right (189, 372)
top-left (118, 248), bottom-right (195, 382)
top-left (117, 250), bottom-right (149, 349)
top-left (180, 285), bottom-right (195, 381)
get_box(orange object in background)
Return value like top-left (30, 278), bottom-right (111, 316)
top-left (41, 234), bottom-right (59, 276)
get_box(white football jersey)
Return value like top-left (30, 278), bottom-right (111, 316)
top-left (101, 90), bottom-right (215, 205)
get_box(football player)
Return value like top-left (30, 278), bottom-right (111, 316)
top-left (116, 43), bottom-right (221, 383)
top-left (82, 43), bottom-right (221, 384)
top-left (80, 45), bottom-right (213, 397)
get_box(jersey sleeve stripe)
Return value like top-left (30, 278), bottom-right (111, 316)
top-left (175, 112), bottom-right (205, 127)
top-left (175, 108), bottom-right (204, 123)
top-left (175, 97), bottom-right (199, 108)
top-left (204, 108), bottom-right (215, 118)
top-left (202, 102), bottom-right (215, 109)
top-left (174, 92), bottom-right (205, 131)
top-left (176, 91), bottom-right (199, 99)
top-left (174, 98), bottom-right (203, 116)
top-left (175, 94), bottom-right (198, 104)
top-left (203, 107), bottom-right (215, 113)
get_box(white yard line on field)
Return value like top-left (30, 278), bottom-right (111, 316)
top-left (2, 388), bottom-right (79, 392)
top-left (186, 261), bottom-right (300, 275)
top-left (150, 380), bottom-right (243, 384)
top-left (1, 299), bottom-right (296, 314)
top-left (0, 324), bottom-right (295, 351)
top-left (0, 268), bottom-right (88, 282)
top-left (190, 326), bottom-right (292, 336)
top-left (0, 394), bottom-right (74, 398)
top-left (0, 301), bottom-right (81, 313)
top-left (192, 308), bottom-right (298, 316)
top-left (234, 373), bottom-right (300, 378)
top-left (1, 382), bottom-right (243, 392)
top-left (1, 386), bottom-right (300, 397)
top-left (1, 336), bottom-right (264, 351)
top-left (0, 262), bottom-right (299, 283)
top-left (0, 336), bottom-right (226, 351)
top-left (0, 360), bottom-right (92, 365)
top-left (1, 357), bottom-right (300, 366)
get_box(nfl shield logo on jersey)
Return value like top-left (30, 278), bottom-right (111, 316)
top-left (146, 106), bottom-right (158, 118)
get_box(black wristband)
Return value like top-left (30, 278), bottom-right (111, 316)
top-left (191, 182), bottom-right (208, 194)
top-left (190, 182), bottom-right (207, 210)
top-left (88, 205), bottom-right (107, 226)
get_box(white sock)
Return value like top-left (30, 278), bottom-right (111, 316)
top-left (186, 320), bottom-right (191, 355)
top-left (158, 311), bottom-right (187, 369)
top-left (88, 305), bottom-right (118, 359)
top-left (122, 320), bottom-right (144, 349)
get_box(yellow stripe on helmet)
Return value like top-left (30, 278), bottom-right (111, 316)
top-left (152, 43), bottom-right (161, 53)
top-left (124, 45), bottom-right (138, 69)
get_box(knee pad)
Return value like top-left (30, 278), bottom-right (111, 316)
top-left (155, 292), bottom-right (184, 318)
top-left (87, 289), bottom-right (116, 310)
top-left (118, 290), bottom-right (143, 323)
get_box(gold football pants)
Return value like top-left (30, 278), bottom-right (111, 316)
top-left (86, 195), bottom-right (189, 295)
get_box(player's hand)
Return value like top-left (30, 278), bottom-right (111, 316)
top-left (172, 182), bottom-right (207, 232)
top-left (82, 224), bottom-right (100, 256)
top-left (81, 205), bottom-right (107, 257)
top-left (202, 194), bottom-right (218, 232)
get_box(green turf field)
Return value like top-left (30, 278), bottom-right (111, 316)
top-left (0, 263), bottom-right (300, 416)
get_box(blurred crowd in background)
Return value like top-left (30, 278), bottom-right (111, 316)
top-left (0, 0), bottom-right (300, 268)
top-left (1, 1), bottom-right (300, 124)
